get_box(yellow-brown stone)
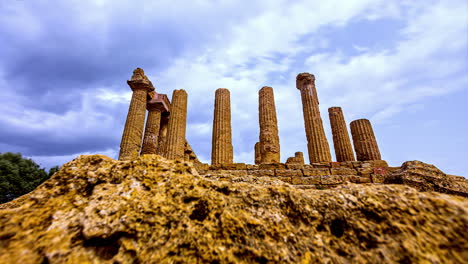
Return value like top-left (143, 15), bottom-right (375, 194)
top-left (258, 86), bottom-right (280, 163)
top-left (211, 88), bottom-right (233, 165)
top-left (328, 107), bottom-right (355, 162)
top-left (296, 73), bottom-right (332, 163)
top-left (350, 119), bottom-right (382, 161)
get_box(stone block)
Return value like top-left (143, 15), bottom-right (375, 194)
top-left (278, 176), bottom-right (292, 184)
top-left (275, 169), bottom-right (302, 177)
top-left (330, 168), bottom-right (357, 175)
top-left (292, 176), bottom-right (320, 185)
top-left (246, 164), bottom-right (259, 170)
top-left (259, 163), bottom-right (286, 170)
top-left (349, 175), bottom-right (371, 183)
top-left (373, 167), bottom-right (387, 175)
top-left (286, 164), bottom-right (304, 170)
top-left (357, 167), bottom-right (373, 175)
top-left (339, 161), bottom-right (354, 168)
top-left (303, 168), bottom-right (330, 176)
top-left (371, 174), bottom-right (386, 183)
top-left (369, 160), bottom-right (389, 168)
top-left (330, 162), bottom-right (341, 168)
top-left (311, 162), bottom-right (331, 168)
top-left (321, 175), bottom-right (345, 185)
top-left (247, 170), bottom-right (275, 177)
top-left (352, 161), bottom-right (362, 168)
top-left (224, 163), bottom-right (247, 170)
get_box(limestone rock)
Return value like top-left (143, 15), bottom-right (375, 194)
top-left (0, 155), bottom-right (467, 263)
top-left (184, 140), bottom-right (200, 164)
top-left (386, 160), bottom-right (468, 197)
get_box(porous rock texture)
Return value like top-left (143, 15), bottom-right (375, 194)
top-left (0, 155), bottom-right (467, 263)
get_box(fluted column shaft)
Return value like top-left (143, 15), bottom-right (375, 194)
top-left (119, 68), bottom-right (154, 161)
top-left (258, 86), bottom-right (280, 163)
top-left (296, 73), bottom-right (331, 163)
top-left (162, 89), bottom-right (188, 160)
top-left (350, 119), bottom-right (381, 161)
top-left (211, 88), bottom-right (233, 165)
top-left (141, 108), bottom-right (162, 155)
top-left (157, 114), bottom-right (169, 155)
top-left (328, 107), bottom-right (355, 162)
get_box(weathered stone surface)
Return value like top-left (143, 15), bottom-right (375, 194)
top-left (302, 168), bottom-right (330, 176)
top-left (156, 114), bottom-right (170, 155)
top-left (254, 142), bottom-right (261, 165)
top-left (119, 68), bottom-right (154, 160)
top-left (258, 86), bottom-right (280, 163)
top-left (349, 175), bottom-right (372, 184)
top-left (321, 175), bottom-right (346, 185)
top-left (0, 155), bottom-right (467, 263)
top-left (275, 169), bottom-right (302, 177)
top-left (184, 140), bottom-right (200, 164)
top-left (246, 164), bottom-right (259, 170)
top-left (210, 163), bottom-right (246, 170)
top-left (350, 119), bottom-right (381, 161)
top-left (292, 176), bottom-right (321, 185)
top-left (311, 162), bottom-right (331, 168)
top-left (258, 163), bottom-right (286, 170)
top-left (211, 88), bottom-right (233, 165)
top-left (386, 160), bottom-right (468, 197)
top-left (330, 168), bottom-right (358, 176)
top-left (285, 164), bottom-right (305, 170)
top-left (328, 107), bottom-right (355, 162)
top-left (371, 174), bottom-right (386, 183)
top-left (140, 106), bottom-right (162, 155)
top-left (296, 73), bottom-right (332, 163)
top-left (285, 152), bottom-right (304, 165)
top-left (162, 89), bottom-right (187, 160)
top-left (247, 169), bottom-right (275, 177)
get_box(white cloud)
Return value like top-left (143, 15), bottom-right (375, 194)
top-left (1, 0), bottom-right (466, 171)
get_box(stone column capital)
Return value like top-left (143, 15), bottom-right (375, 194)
top-left (127, 68), bottom-right (155, 92)
top-left (296, 73), bottom-right (315, 89)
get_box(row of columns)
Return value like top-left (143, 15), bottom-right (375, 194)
top-left (296, 72), bottom-right (381, 163)
top-left (119, 68), bottom-right (381, 164)
top-left (118, 68), bottom-right (188, 161)
top-left (209, 73), bottom-right (382, 165)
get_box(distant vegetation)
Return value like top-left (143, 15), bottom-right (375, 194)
top-left (0, 152), bottom-right (59, 203)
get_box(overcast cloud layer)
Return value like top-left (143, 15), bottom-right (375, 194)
top-left (0, 0), bottom-right (467, 176)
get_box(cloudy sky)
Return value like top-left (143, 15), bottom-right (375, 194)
top-left (1, 0), bottom-right (467, 176)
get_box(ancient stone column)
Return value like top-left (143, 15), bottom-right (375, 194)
top-left (258, 86), bottom-right (280, 163)
top-left (141, 93), bottom-right (170, 155)
top-left (296, 73), bottom-right (332, 163)
top-left (328, 107), bottom-right (355, 162)
top-left (254, 142), bottom-right (261, 165)
top-left (350, 119), bottom-right (382, 161)
top-left (162, 89), bottom-right (188, 160)
top-left (119, 68), bottom-right (154, 161)
top-left (211, 88), bottom-right (234, 165)
top-left (140, 107), bottom-right (161, 155)
top-left (157, 114), bottom-right (169, 155)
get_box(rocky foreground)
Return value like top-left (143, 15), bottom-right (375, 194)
top-left (0, 155), bottom-right (467, 263)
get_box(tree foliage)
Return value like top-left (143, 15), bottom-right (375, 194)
top-left (0, 152), bottom-right (57, 203)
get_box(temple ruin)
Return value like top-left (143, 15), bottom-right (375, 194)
top-left (119, 68), bottom-right (391, 188)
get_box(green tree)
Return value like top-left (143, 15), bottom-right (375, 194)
top-left (0, 152), bottom-right (55, 203)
